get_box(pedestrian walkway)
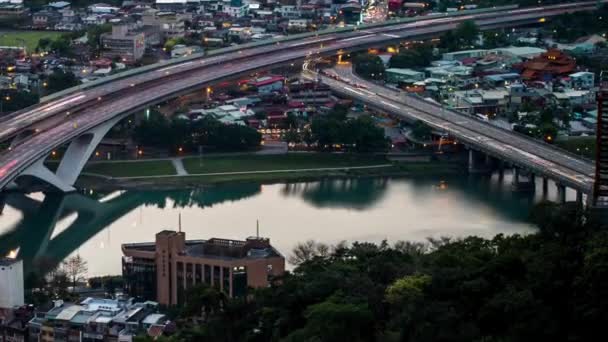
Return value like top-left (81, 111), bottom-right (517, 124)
top-left (171, 158), bottom-right (188, 176)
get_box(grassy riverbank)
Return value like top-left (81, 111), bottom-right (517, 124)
top-left (182, 154), bottom-right (388, 174)
top-left (84, 160), bottom-right (177, 177)
top-left (77, 153), bottom-right (465, 190)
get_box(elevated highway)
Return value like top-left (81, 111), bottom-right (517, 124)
top-left (307, 66), bottom-right (595, 199)
top-left (0, 1), bottom-right (602, 192)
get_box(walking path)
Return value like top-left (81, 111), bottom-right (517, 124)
top-left (171, 158), bottom-right (188, 176)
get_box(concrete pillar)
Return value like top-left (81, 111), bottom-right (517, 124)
top-left (468, 149), bottom-right (475, 173)
top-left (19, 158), bottom-right (75, 192)
top-left (56, 116), bottom-right (121, 186)
top-left (556, 184), bottom-right (566, 204)
top-left (542, 177), bottom-right (549, 194)
top-left (484, 154), bottom-right (492, 167)
top-left (576, 191), bottom-right (583, 207)
top-left (513, 167), bottom-right (520, 183)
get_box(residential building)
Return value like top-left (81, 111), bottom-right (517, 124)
top-left (142, 10), bottom-right (188, 39)
top-left (122, 230), bottom-right (285, 305)
top-left (274, 5), bottom-right (300, 18)
top-left (0, 0), bottom-right (26, 21)
top-left (155, 0), bottom-right (187, 12)
top-left (288, 19), bottom-right (310, 30)
top-left (223, 0), bottom-right (249, 18)
top-left (88, 3), bottom-right (119, 14)
top-left (386, 68), bottom-right (425, 84)
top-left (0, 258), bottom-right (24, 310)
top-left (549, 89), bottom-right (594, 107)
top-left (249, 75), bottom-right (285, 93)
top-left (101, 24), bottom-right (146, 63)
top-left (0, 305), bottom-right (33, 342)
top-left (448, 88), bottom-right (511, 115)
top-left (492, 46), bottom-right (547, 60)
top-left (27, 298), bottom-right (168, 342)
top-left (32, 10), bottom-right (62, 29)
top-left (442, 49), bottom-right (488, 61)
top-left (569, 71), bottom-right (595, 90)
top-left (483, 73), bottom-right (521, 87)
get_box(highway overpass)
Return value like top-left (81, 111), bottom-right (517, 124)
top-left (306, 65), bottom-right (596, 203)
top-left (0, 1), bottom-right (603, 193)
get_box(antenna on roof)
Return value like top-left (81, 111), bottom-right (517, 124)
top-left (178, 212), bottom-right (182, 233)
top-left (256, 219), bottom-right (259, 239)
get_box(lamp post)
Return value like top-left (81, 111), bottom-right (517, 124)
top-left (0, 94), bottom-right (10, 114)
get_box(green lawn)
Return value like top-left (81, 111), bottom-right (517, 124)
top-left (84, 160), bottom-right (177, 178)
top-left (555, 136), bottom-right (596, 159)
top-left (182, 154), bottom-right (389, 174)
top-left (0, 31), bottom-right (62, 52)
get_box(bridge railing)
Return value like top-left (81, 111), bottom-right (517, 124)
top-left (40, 5), bottom-right (520, 103)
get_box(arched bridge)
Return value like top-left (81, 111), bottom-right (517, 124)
top-left (0, 1), bottom-right (602, 192)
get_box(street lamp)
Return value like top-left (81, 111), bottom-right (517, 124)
top-left (0, 95), bottom-right (10, 113)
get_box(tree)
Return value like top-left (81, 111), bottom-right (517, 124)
top-left (389, 45), bottom-right (433, 69)
top-left (61, 255), bottom-right (88, 289)
top-left (411, 120), bottom-right (432, 140)
top-left (288, 240), bottom-right (330, 265)
top-left (284, 129), bottom-right (301, 145)
top-left (87, 23), bottom-right (112, 51)
top-left (49, 37), bottom-right (72, 56)
top-left (37, 37), bottom-right (52, 51)
top-left (454, 20), bottom-right (479, 49)
top-left (385, 274), bottom-right (431, 305)
top-left (286, 300), bottom-right (375, 342)
top-left (353, 53), bottom-right (385, 80)
top-left (482, 30), bottom-right (509, 49)
top-left (46, 69), bottom-right (80, 94)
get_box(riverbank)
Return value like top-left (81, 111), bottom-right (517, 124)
top-left (77, 154), bottom-right (466, 190)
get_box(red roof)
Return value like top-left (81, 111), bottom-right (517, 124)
top-left (288, 101), bottom-right (305, 108)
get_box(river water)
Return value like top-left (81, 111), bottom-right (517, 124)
top-left (0, 171), bottom-right (577, 277)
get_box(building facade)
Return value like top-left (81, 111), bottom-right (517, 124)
top-left (122, 231), bottom-right (285, 305)
top-left (101, 25), bottom-right (146, 64)
top-left (0, 259), bottom-right (24, 310)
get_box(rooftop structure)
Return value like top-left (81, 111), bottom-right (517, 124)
top-left (519, 49), bottom-right (576, 81)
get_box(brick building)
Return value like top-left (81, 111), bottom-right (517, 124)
top-left (122, 230), bottom-right (285, 305)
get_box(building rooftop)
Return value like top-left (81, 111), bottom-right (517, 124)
top-left (0, 258), bottom-right (21, 266)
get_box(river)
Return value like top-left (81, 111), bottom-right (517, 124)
top-left (0, 171), bottom-right (577, 277)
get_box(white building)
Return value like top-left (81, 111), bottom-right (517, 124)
top-left (569, 71), bottom-right (595, 90)
top-left (288, 19), bottom-right (310, 30)
top-left (0, 259), bottom-right (24, 309)
top-left (275, 5), bottom-right (300, 18)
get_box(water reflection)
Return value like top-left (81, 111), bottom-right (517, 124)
top-left (0, 173), bottom-right (554, 277)
top-left (0, 184), bottom-right (262, 274)
top-left (281, 178), bottom-right (389, 210)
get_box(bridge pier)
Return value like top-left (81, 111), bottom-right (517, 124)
top-left (16, 116), bottom-right (121, 193)
top-left (556, 183), bottom-right (567, 204)
top-left (511, 168), bottom-right (535, 192)
top-left (576, 190), bottom-right (584, 207)
top-left (467, 149), bottom-right (491, 174)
